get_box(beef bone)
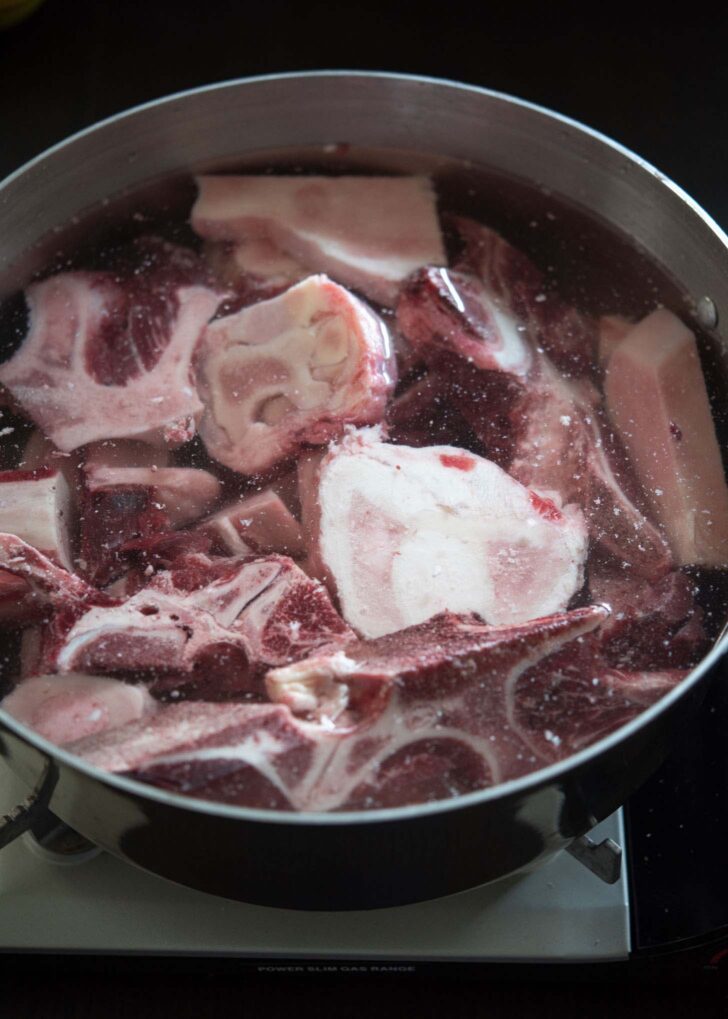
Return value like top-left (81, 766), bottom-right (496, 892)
top-left (0, 245), bottom-right (223, 451)
top-left (192, 175), bottom-right (446, 307)
top-left (396, 268), bottom-right (672, 580)
top-left (450, 214), bottom-right (598, 375)
top-left (0, 467), bottom-right (73, 569)
top-left (195, 273), bottom-right (396, 475)
top-left (267, 606), bottom-right (684, 810)
top-left (300, 427), bottom-right (588, 638)
top-left (55, 553), bottom-right (353, 700)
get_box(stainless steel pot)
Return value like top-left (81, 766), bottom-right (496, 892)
top-left (1, 72), bottom-right (727, 910)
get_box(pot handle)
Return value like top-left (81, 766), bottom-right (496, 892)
top-left (567, 833), bottom-right (622, 884)
top-left (0, 758), bottom-right (57, 851)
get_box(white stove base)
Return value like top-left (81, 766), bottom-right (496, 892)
top-left (0, 764), bottom-right (630, 962)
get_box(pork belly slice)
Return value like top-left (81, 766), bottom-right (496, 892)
top-left (451, 214), bottom-right (598, 375)
top-left (191, 175), bottom-right (446, 307)
top-left (301, 428), bottom-right (588, 638)
top-left (589, 568), bottom-right (708, 670)
top-left (396, 266), bottom-right (532, 376)
top-left (199, 489), bottom-right (305, 557)
top-left (0, 253), bottom-right (222, 451)
top-left (55, 553), bottom-right (353, 700)
top-left (195, 274), bottom-right (395, 475)
top-left (0, 467), bottom-right (73, 568)
top-left (604, 309), bottom-right (728, 567)
top-left (1, 672), bottom-right (158, 745)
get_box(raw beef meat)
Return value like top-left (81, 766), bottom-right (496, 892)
top-left (396, 269), bottom-right (672, 579)
top-left (204, 237), bottom-right (307, 301)
top-left (199, 489), bottom-right (305, 557)
top-left (0, 572), bottom-right (40, 625)
top-left (0, 174), bottom-right (717, 816)
top-left (265, 606), bottom-right (684, 810)
top-left (79, 440), bottom-right (221, 585)
top-left (301, 428), bottom-right (588, 638)
top-left (589, 568), bottom-right (708, 669)
top-left (0, 533), bottom-right (107, 609)
top-left (385, 371), bottom-right (480, 450)
top-left (451, 215), bottom-right (598, 375)
top-left (54, 553), bottom-right (353, 699)
top-left (66, 700), bottom-right (336, 810)
top-left (191, 175), bottom-right (446, 306)
top-left (604, 309), bottom-right (728, 566)
top-left (396, 266), bottom-right (532, 376)
top-left (0, 467), bottom-right (73, 568)
top-left (1, 672), bottom-right (158, 744)
top-left (195, 274), bottom-right (395, 474)
top-left (63, 607), bottom-right (597, 808)
top-left (0, 241), bottom-right (223, 451)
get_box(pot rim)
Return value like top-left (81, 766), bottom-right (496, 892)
top-left (1, 69), bottom-right (727, 828)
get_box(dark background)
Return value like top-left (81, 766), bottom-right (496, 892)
top-left (1, 0), bottom-right (728, 1014)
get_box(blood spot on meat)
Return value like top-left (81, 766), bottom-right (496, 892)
top-left (528, 491), bottom-right (563, 522)
top-left (439, 453), bottom-right (476, 471)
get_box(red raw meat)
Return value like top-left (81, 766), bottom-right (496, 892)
top-left (199, 489), bottom-right (305, 558)
top-left (267, 606), bottom-right (684, 810)
top-left (68, 700), bottom-right (333, 810)
top-left (1, 672), bottom-right (158, 744)
top-left (0, 239), bottom-right (223, 451)
top-left (589, 568), bottom-right (708, 669)
top-left (62, 605), bottom-right (686, 812)
top-left (397, 266), bottom-right (532, 376)
top-left (55, 553), bottom-right (353, 699)
top-left (195, 274), bottom-right (396, 475)
top-left (451, 215), bottom-right (598, 375)
top-left (396, 268), bottom-right (671, 579)
top-left (0, 533), bottom-right (107, 608)
top-left (79, 440), bottom-right (221, 585)
top-left (385, 372), bottom-right (481, 450)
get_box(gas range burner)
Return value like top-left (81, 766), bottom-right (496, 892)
top-left (0, 763), bottom-right (629, 963)
top-left (1, 667), bottom-right (728, 975)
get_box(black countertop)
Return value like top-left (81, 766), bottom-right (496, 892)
top-left (2, 1), bottom-right (728, 1014)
